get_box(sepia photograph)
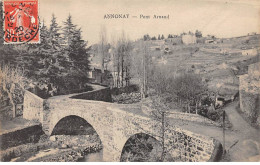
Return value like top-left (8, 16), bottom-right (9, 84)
top-left (0, 0), bottom-right (259, 162)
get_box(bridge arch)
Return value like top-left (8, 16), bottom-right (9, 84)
top-left (120, 133), bottom-right (162, 162)
top-left (48, 113), bottom-right (106, 150)
top-left (51, 115), bottom-right (101, 136)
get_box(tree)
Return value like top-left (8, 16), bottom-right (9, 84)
top-left (161, 34), bottom-right (165, 40)
top-left (149, 95), bottom-right (172, 161)
top-left (130, 41), bottom-right (152, 98)
top-left (0, 65), bottom-right (27, 118)
top-left (113, 32), bottom-right (133, 87)
top-left (133, 66), bottom-right (177, 161)
top-left (143, 34), bottom-right (151, 41)
top-left (98, 25), bottom-right (110, 77)
top-left (62, 14), bottom-right (76, 46)
top-left (195, 30), bottom-right (202, 38)
top-left (170, 73), bottom-right (206, 114)
top-left (151, 36), bottom-right (157, 40)
top-left (62, 15), bottom-right (91, 90)
top-left (66, 28), bottom-right (91, 89)
top-left (38, 14), bottom-right (65, 83)
top-left (158, 35), bottom-right (161, 40)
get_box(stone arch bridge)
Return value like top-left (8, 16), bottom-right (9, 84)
top-left (23, 87), bottom-right (220, 162)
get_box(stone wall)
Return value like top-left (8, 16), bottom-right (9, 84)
top-left (70, 87), bottom-right (112, 102)
top-left (110, 85), bottom-right (139, 95)
top-left (239, 62), bottom-right (260, 126)
top-left (23, 91), bottom-right (45, 123)
top-left (0, 124), bottom-right (44, 150)
top-left (164, 128), bottom-right (216, 162)
top-left (239, 90), bottom-right (260, 125)
top-left (141, 105), bottom-right (220, 127)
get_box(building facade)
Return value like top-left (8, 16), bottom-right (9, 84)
top-left (182, 34), bottom-right (197, 45)
top-left (239, 62), bottom-right (260, 126)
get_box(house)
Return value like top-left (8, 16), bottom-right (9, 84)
top-left (181, 34), bottom-right (196, 45)
top-left (151, 40), bottom-right (165, 46)
top-left (165, 37), bottom-right (182, 45)
top-left (87, 68), bottom-right (113, 86)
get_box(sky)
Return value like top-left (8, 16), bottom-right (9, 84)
top-left (39, 0), bottom-right (260, 45)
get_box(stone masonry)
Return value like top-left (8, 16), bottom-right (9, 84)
top-left (239, 62), bottom-right (260, 125)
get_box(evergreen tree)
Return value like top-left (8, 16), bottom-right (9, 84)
top-left (158, 35), bottom-right (161, 40)
top-left (62, 15), bottom-right (90, 89)
top-left (38, 14), bottom-right (65, 85)
top-left (161, 34), bottom-right (165, 40)
top-left (62, 14), bottom-right (76, 46)
top-left (49, 14), bottom-right (62, 50)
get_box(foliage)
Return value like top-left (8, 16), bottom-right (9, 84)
top-left (0, 13), bottom-right (91, 96)
top-left (169, 73), bottom-right (207, 113)
top-left (195, 30), bottom-right (202, 38)
top-left (130, 41), bottom-right (152, 98)
top-left (168, 34), bottom-right (174, 38)
top-left (0, 12), bottom-right (91, 118)
top-left (143, 34), bottom-right (151, 41)
top-left (120, 133), bottom-right (162, 162)
top-left (151, 36), bottom-right (157, 40)
top-left (111, 32), bottom-right (133, 87)
top-left (161, 34), bottom-right (165, 40)
top-left (0, 65), bottom-right (28, 118)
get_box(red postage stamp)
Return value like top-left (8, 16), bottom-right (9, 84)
top-left (3, 0), bottom-right (39, 44)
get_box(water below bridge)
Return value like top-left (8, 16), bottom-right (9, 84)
top-left (78, 149), bottom-right (104, 162)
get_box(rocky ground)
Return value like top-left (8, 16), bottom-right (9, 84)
top-left (1, 133), bottom-right (102, 162)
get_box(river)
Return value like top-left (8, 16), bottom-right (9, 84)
top-left (78, 149), bottom-right (104, 162)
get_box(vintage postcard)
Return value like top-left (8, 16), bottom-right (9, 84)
top-left (0, 0), bottom-right (259, 162)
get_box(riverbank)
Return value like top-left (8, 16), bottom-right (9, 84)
top-left (1, 134), bottom-right (102, 162)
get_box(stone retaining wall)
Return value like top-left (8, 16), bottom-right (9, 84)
top-left (0, 124), bottom-right (44, 150)
top-left (165, 128), bottom-right (217, 162)
top-left (239, 90), bottom-right (260, 125)
top-left (239, 62), bottom-right (260, 126)
top-left (168, 111), bottom-right (220, 126)
top-left (142, 105), bottom-right (219, 127)
top-left (70, 87), bottom-right (112, 102)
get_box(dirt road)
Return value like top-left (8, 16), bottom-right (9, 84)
top-left (168, 101), bottom-right (260, 161)
top-left (224, 101), bottom-right (260, 161)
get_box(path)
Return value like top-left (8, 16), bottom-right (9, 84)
top-left (223, 101), bottom-right (260, 161)
top-left (166, 101), bottom-right (259, 161)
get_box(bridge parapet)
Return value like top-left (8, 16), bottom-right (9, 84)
top-left (23, 91), bottom-right (45, 123)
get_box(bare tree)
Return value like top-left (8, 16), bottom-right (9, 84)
top-left (98, 25), bottom-right (109, 75)
top-left (0, 65), bottom-right (27, 118)
top-left (130, 41), bottom-right (152, 98)
top-left (170, 73), bottom-right (206, 113)
top-left (149, 95), bottom-right (171, 161)
top-left (111, 32), bottom-right (133, 88)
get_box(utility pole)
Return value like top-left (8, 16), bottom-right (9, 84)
top-left (223, 109), bottom-right (226, 155)
top-left (161, 111), bottom-right (165, 161)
